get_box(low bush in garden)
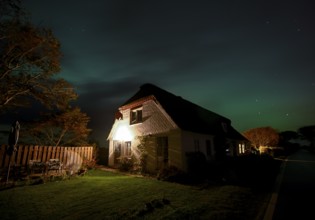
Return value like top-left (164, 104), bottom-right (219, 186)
top-left (118, 156), bottom-right (135, 172)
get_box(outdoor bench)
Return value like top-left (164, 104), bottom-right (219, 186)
top-left (46, 159), bottom-right (63, 174)
top-left (28, 160), bottom-right (46, 174)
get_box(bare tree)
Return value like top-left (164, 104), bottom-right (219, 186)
top-left (243, 126), bottom-right (279, 150)
top-left (28, 107), bottom-right (92, 147)
top-left (0, 0), bottom-right (77, 113)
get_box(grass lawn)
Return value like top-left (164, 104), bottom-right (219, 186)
top-left (0, 168), bottom-right (271, 220)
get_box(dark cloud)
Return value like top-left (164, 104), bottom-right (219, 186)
top-left (76, 77), bottom-right (144, 105)
top-left (73, 78), bottom-right (151, 145)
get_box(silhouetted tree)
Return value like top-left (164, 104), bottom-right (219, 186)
top-left (298, 125), bottom-right (315, 150)
top-left (27, 107), bottom-right (91, 146)
top-left (279, 131), bottom-right (299, 141)
top-left (243, 127), bottom-right (279, 150)
top-left (278, 130), bottom-right (300, 155)
top-left (0, 0), bottom-right (77, 113)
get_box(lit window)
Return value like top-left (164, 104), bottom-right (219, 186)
top-left (130, 107), bottom-right (142, 124)
top-left (238, 143), bottom-right (245, 154)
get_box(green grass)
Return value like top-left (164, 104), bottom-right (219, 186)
top-left (0, 169), bottom-right (270, 220)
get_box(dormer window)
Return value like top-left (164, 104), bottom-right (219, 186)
top-left (221, 122), bottom-right (228, 133)
top-left (130, 106), bottom-right (142, 124)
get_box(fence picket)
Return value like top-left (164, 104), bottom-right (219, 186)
top-left (22, 146), bottom-right (29, 166)
top-left (51, 147), bottom-right (56, 159)
top-left (38, 146), bottom-right (43, 162)
top-left (42, 146), bottom-right (47, 162)
top-left (28, 146), bottom-right (34, 161)
top-left (16, 146), bottom-right (23, 166)
top-left (33, 146), bottom-right (39, 161)
top-left (47, 146), bottom-right (52, 161)
top-left (56, 147), bottom-right (61, 160)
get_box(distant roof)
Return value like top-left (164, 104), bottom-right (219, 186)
top-left (122, 83), bottom-right (247, 140)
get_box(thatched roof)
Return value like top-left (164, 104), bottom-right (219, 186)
top-left (122, 83), bottom-right (247, 141)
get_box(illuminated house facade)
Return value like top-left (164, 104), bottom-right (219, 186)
top-left (107, 83), bottom-right (248, 173)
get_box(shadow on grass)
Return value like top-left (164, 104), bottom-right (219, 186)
top-left (157, 154), bottom-right (282, 192)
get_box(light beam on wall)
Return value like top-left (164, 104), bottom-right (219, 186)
top-left (113, 123), bottom-right (133, 141)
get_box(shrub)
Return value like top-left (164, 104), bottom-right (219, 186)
top-left (118, 156), bottom-right (134, 172)
top-left (157, 166), bottom-right (186, 183)
top-left (81, 157), bottom-right (97, 170)
top-left (136, 136), bottom-right (149, 174)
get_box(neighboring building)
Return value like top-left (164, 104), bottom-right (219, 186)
top-left (107, 83), bottom-right (248, 173)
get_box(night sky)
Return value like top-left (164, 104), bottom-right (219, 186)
top-left (21, 0), bottom-right (315, 147)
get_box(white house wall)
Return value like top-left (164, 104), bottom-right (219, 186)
top-left (181, 130), bottom-right (215, 163)
top-left (108, 99), bottom-right (179, 168)
top-left (127, 99), bottom-right (177, 136)
top-left (108, 99), bottom-right (241, 172)
top-left (164, 129), bottom-right (183, 170)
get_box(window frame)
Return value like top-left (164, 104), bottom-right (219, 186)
top-left (130, 106), bottom-right (143, 125)
top-left (125, 141), bottom-right (132, 156)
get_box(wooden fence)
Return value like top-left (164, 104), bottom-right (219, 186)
top-left (0, 145), bottom-right (94, 169)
